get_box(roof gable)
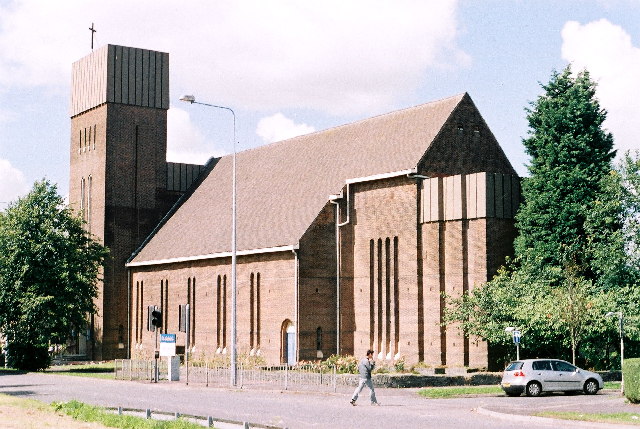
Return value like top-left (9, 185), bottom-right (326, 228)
top-left (131, 93), bottom-right (485, 264)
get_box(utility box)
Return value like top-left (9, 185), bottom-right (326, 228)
top-left (167, 355), bottom-right (180, 381)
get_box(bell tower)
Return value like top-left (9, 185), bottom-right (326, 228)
top-left (69, 45), bottom-right (170, 359)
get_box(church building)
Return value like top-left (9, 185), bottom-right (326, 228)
top-left (70, 44), bottom-right (520, 368)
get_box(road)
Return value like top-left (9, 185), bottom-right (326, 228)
top-left (0, 372), bottom-right (638, 428)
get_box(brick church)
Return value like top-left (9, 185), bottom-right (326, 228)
top-left (69, 44), bottom-right (520, 368)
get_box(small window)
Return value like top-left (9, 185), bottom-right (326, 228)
top-left (552, 361), bottom-right (576, 372)
top-left (505, 361), bottom-right (523, 371)
top-left (532, 360), bottom-right (552, 371)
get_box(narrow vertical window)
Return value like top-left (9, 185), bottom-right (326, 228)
top-left (256, 273), bottom-right (261, 348)
top-left (139, 281), bottom-right (144, 342)
top-left (164, 279), bottom-right (169, 333)
top-left (191, 277), bottom-right (196, 345)
top-left (316, 327), bottom-right (323, 351)
top-left (369, 239), bottom-right (375, 349)
top-left (377, 238), bottom-right (383, 353)
top-left (223, 274), bottom-right (227, 349)
top-left (187, 277), bottom-right (191, 308)
top-left (135, 281), bottom-right (140, 343)
top-left (160, 279), bottom-right (164, 332)
top-left (80, 178), bottom-right (85, 221)
top-left (250, 273), bottom-right (255, 349)
top-left (93, 124), bottom-right (97, 150)
top-left (385, 237), bottom-right (391, 355)
top-left (216, 275), bottom-right (221, 349)
top-left (87, 175), bottom-right (92, 232)
top-left (88, 126), bottom-right (92, 151)
top-left (393, 236), bottom-right (400, 354)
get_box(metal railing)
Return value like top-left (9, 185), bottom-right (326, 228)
top-left (115, 359), bottom-right (359, 391)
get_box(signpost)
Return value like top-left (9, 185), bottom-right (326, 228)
top-left (505, 327), bottom-right (521, 360)
top-left (160, 334), bottom-right (176, 357)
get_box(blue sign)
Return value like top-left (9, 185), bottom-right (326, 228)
top-left (160, 334), bottom-right (176, 343)
top-left (513, 330), bottom-right (521, 344)
top-left (160, 334), bottom-right (177, 356)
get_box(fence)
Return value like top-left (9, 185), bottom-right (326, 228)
top-left (114, 360), bottom-right (359, 391)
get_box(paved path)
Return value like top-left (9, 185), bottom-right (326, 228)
top-left (1, 372), bottom-right (639, 428)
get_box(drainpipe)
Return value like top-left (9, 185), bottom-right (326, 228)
top-left (329, 184), bottom-right (350, 356)
top-left (327, 169), bottom-right (418, 356)
top-left (127, 267), bottom-right (131, 359)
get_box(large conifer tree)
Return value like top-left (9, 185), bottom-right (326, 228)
top-left (515, 66), bottom-right (616, 283)
top-left (445, 67), bottom-right (637, 367)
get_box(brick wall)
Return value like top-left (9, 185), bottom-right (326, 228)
top-left (130, 251), bottom-right (297, 365)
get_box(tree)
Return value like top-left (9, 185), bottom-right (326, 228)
top-left (446, 67), bottom-right (638, 368)
top-left (0, 180), bottom-right (107, 370)
top-left (514, 66), bottom-right (616, 284)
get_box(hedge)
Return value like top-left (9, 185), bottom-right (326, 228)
top-left (623, 358), bottom-right (640, 403)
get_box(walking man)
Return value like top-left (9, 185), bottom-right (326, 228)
top-left (350, 349), bottom-right (379, 406)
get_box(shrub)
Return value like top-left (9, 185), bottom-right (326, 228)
top-left (623, 358), bottom-right (640, 403)
top-left (6, 341), bottom-right (50, 371)
top-left (322, 354), bottom-right (358, 374)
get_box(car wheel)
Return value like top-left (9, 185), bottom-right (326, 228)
top-left (584, 379), bottom-right (599, 395)
top-left (526, 381), bottom-right (542, 397)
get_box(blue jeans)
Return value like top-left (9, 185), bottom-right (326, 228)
top-left (351, 377), bottom-right (377, 404)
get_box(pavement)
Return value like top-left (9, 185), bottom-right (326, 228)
top-left (3, 371), bottom-right (640, 428)
top-left (463, 388), bottom-right (640, 428)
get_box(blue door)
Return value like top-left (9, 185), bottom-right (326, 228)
top-left (287, 329), bottom-right (296, 365)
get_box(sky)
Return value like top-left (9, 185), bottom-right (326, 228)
top-left (0, 0), bottom-right (639, 207)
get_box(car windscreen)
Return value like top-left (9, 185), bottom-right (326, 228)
top-left (505, 361), bottom-right (524, 371)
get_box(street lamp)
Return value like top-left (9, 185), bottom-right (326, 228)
top-left (605, 311), bottom-right (624, 394)
top-left (180, 94), bottom-right (237, 387)
top-left (505, 327), bottom-right (521, 360)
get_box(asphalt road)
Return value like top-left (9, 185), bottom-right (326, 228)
top-left (1, 372), bottom-right (638, 429)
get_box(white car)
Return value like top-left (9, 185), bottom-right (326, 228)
top-left (501, 359), bottom-right (604, 397)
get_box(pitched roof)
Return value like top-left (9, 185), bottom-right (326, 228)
top-left (130, 93), bottom-right (468, 265)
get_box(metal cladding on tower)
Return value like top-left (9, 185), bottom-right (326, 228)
top-left (70, 44), bottom-right (169, 117)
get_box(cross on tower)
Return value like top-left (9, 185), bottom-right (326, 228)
top-left (89, 23), bottom-right (96, 50)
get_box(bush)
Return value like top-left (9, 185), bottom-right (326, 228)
top-left (322, 354), bottom-right (358, 374)
top-left (623, 358), bottom-right (640, 403)
top-left (6, 341), bottom-right (51, 371)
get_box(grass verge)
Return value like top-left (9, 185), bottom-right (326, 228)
top-left (536, 411), bottom-right (640, 425)
top-left (45, 362), bottom-right (115, 379)
top-left (53, 400), bottom-right (207, 428)
top-left (605, 381), bottom-right (621, 390)
top-left (418, 385), bottom-right (503, 398)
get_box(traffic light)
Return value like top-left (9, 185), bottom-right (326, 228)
top-left (151, 308), bottom-right (162, 329)
top-left (148, 305), bottom-right (162, 331)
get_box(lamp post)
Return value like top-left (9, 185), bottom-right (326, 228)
top-left (505, 327), bottom-right (521, 360)
top-left (180, 95), bottom-right (237, 387)
top-left (606, 311), bottom-right (624, 394)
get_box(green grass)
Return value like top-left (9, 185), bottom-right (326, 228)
top-left (53, 400), bottom-right (209, 429)
top-left (536, 411), bottom-right (640, 425)
top-left (604, 381), bottom-right (621, 390)
top-left (418, 385), bottom-right (503, 398)
top-left (45, 362), bottom-right (116, 379)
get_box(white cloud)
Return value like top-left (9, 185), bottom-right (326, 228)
top-left (0, 159), bottom-right (29, 206)
top-left (0, 0), bottom-right (463, 116)
top-left (256, 113), bottom-right (315, 143)
top-left (562, 19), bottom-right (640, 155)
top-left (167, 107), bottom-right (226, 164)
